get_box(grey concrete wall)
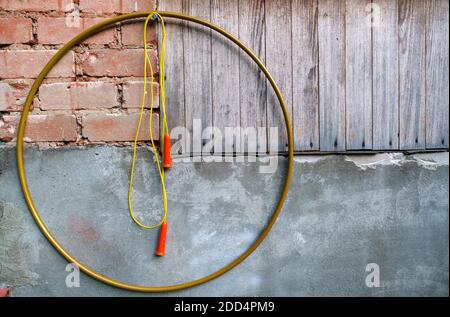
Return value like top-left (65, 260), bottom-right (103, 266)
top-left (0, 146), bottom-right (448, 296)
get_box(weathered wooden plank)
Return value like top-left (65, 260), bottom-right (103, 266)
top-left (182, 0), bottom-right (213, 155)
top-left (159, 0), bottom-right (448, 153)
top-left (238, 0), bottom-right (267, 154)
top-left (318, 0), bottom-right (346, 151)
top-left (345, 0), bottom-right (372, 150)
top-left (292, 0), bottom-right (319, 151)
top-left (265, 0), bottom-right (292, 153)
top-left (399, 0), bottom-right (426, 150)
top-left (159, 0), bottom-right (186, 154)
top-left (373, 0), bottom-right (399, 150)
top-left (211, 0), bottom-right (240, 154)
top-left (426, 0), bottom-right (449, 149)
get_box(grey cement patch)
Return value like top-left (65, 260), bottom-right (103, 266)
top-left (0, 146), bottom-right (448, 296)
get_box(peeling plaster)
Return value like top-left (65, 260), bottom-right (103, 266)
top-left (412, 152), bottom-right (449, 170)
top-left (344, 152), bottom-right (449, 171)
top-left (293, 155), bottom-right (328, 164)
top-left (0, 202), bottom-right (40, 288)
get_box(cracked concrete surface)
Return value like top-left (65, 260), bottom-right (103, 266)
top-left (0, 146), bottom-right (448, 296)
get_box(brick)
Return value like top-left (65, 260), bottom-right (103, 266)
top-left (122, 81), bottom-right (159, 109)
top-left (0, 288), bottom-right (10, 297)
top-left (0, 114), bottom-right (78, 142)
top-left (0, 18), bottom-right (33, 44)
top-left (82, 112), bottom-right (159, 141)
top-left (121, 22), bottom-right (156, 46)
top-left (79, 0), bottom-right (154, 14)
top-left (39, 82), bottom-right (117, 110)
top-left (0, 0), bottom-right (73, 12)
top-left (0, 50), bottom-right (75, 79)
top-left (79, 49), bottom-right (157, 77)
top-left (0, 81), bottom-right (32, 111)
top-left (37, 17), bottom-right (115, 45)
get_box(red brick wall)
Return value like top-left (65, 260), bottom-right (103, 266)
top-left (0, 0), bottom-right (159, 145)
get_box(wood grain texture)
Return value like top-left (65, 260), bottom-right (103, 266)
top-left (373, 0), bottom-right (399, 150)
top-left (182, 0), bottom-right (213, 155)
top-left (159, 0), bottom-right (186, 154)
top-left (426, 0), bottom-right (449, 149)
top-left (399, 0), bottom-right (426, 150)
top-left (211, 0), bottom-right (240, 154)
top-left (292, 0), bottom-right (319, 151)
top-left (345, 0), bottom-right (372, 150)
top-left (318, 0), bottom-right (346, 151)
top-left (265, 0), bottom-right (293, 153)
top-left (159, 0), bottom-right (448, 153)
top-left (238, 0), bottom-right (267, 153)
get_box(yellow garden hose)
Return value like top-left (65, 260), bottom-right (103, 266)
top-left (16, 11), bottom-right (294, 292)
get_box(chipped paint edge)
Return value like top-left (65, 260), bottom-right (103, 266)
top-left (344, 152), bottom-right (449, 171)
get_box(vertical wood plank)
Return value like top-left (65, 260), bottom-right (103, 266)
top-left (292, 0), bottom-right (319, 151)
top-left (238, 0), bottom-right (267, 154)
top-left (265, 0), bottom-right (293, 153)
top-left (399, 0), bottom-right (426, 149)
top-left (159, 0), bottom-right (186, 154)
top-left (318, 0), bottom-right (346, 151)
top-left (426, 0), bottom-right (449, 148)
top-left (159, 0), bottom-right (447, 153)
top-left (345, 0), bottom-right (372, 150)
top-left (373, 0), bottom-right (399, 150)
top-left (182, 0), bottom-right (213, 155)
top-left (211, 0), bottom-right (240, 154)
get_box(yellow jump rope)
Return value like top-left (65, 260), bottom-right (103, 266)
top-left (128, 11), bottom-right (171, 256)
